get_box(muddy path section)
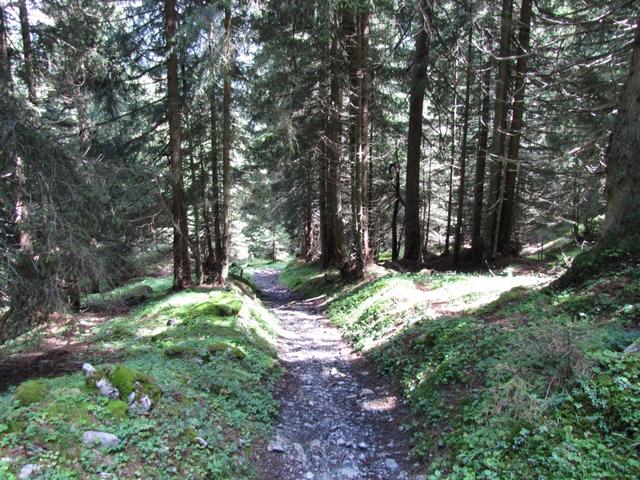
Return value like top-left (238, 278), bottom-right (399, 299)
top-left (253, 269), bottom-right (425, 480)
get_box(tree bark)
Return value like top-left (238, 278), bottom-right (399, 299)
top-left (18, 0), bottom-right (36, 103)
top-left (325, 12), bottom-right (348, 269)
top-left (164, 0), bottom-right (191, 290)
top-left (209, 88), bottom-right (223, 283)
top-left (471, 24), bottom-right (493, 263)
top-left (497, 0), bottom-right (533, 254)
top-left (0, 4), bottom-right (11, 86)
top-left (219, 6), bottom-right (232, 284)
top-left (601, 17), bottom-right (640, 241)
top-left (391, 158), bottom-right (401, 262)
top-left (444, 49), bottom-right (459, 255)
top-left (483, 0), bottom-right (512, 260)
top-left (454, 26), bottom-right (473, 264)
top-left (403, 0), bottom-right (432, 266)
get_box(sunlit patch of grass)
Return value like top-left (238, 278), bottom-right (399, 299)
top-left (303, 257), bottom-right (640, 479)
top-left (0, 276), bottom-right (281, 479)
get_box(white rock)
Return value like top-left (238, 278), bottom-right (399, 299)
top-left (385, 458), bottom-right (399, 470)
top-left (358, 442), bottom-right (368, 450)
top-left (82, 431), bottom-right (120, 449)
top-left (128, 394), bottom-right (153, 416)
top-left (82, 363), bottom-right (96, 378)
top-left (267, 436), bottom-right (287, 453)
top-left (96, 378), bottom-right (120, 399)
top-left (360, 388), bottom-right (375, 396)
top-left (304, 472), bottom-right (314, 479)
top-left (18, 464), bottom-right (41, 480)
top-left (195, 436), bottom-right (208, 447)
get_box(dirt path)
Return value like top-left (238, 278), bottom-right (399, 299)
top-left (253, 269), bottom-right (424, 480)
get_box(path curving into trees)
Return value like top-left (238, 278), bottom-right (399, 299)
top-left (253, 269), bottom-right (423, 480)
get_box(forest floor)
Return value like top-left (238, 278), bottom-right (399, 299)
top-left (252, 269), bottom-right (423, 480)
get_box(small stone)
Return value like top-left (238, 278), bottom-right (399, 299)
top-left (293, 442), bottom-right (307, 463)
top-left (82, 363), bottom-right (96, 377)
top-left (166, 317), bottom-right (178, 326)
top-left (96, 378), bottom-right (120, 399)
top-left (82, 431), bottom-right (120, 449)
top-left (358, 442), bottom-right (368, 450)
top-left (18, 464), bottom-right (41, 480)
top-left (339, 466), bottom-right (360, 479)
top-left (337, 437), bottom-right (346, 446)
top-left (414, 475), bottom-right (427, 480)
top-left (195, 436), bottom-right (208, 447)
top-left (128, 394), bottom-right (153, 416)
top-left (385, 458), bottom-right (399, 470)
top-left (267, 438), bottom-right (287, 453)
top-left (305, 472), bottom-right (314, 479)
top-left (360, 388), bottom-right (374, 396)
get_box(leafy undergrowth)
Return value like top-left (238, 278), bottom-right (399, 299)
top-left (284, 260), bottom-right (640, 479)
top-left (0, 279), bottom-right (282, 479)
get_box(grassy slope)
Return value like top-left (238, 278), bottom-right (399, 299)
top-left (281, 260), bottom-right (640, 479)
top-left (0, 277), bottom-right (281, 479)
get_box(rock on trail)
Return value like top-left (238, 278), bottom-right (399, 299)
top-left (253, 269), bottom-right (423, 480)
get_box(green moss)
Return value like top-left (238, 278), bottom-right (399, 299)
top-left (106, 399), bottom-right (128, 419)
top-left (14, 379), bottom-right (49, 406)
top-left (211, 299), bottom-right (243, 317)
top-left (110, 365), bottom-right (161, 402)
top-left (207, 341), bottom-right (245, 360)
top-left (163, 342), bottom-right (197, 358)
top-left (109, 324), bottom-right (136, 339)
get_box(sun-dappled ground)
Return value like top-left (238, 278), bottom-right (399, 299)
top-left (281, 259), bottom-right (640, 479)
top-left (0, 274), bottom-right (282, 479)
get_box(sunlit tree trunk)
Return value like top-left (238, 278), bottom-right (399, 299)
top-left (403, 0), bottom-right (432, 266)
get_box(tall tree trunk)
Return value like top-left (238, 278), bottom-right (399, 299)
top-left (319, 127), bottom-right (329, 266)
top-left (444, 49), bottom-right (459, 255)
top-left (391, 152), bottom-right (401, 262)
top-left (483, 0), bottom-right (512, 260)
top-left (359, 12), bottom-right (371, 267)
top-left (219, 6), bottom-right (232, 284)
top-left (454, 26), bottom-right (473, 264)
top-left (18, 0), bottom-right (36, 103)
top-left (210, 88), bottom-right (223, 283)
top-left (0, 4), bottom-right (11, 86)
top-left (471, 24), bottom-right (493, 262)
top-left (325, 12), bottom-right (348, 269)
top-left (199, 150), bottom-right (215, 278)
top-left (403, 0), bottom-right (432, 266)
top-left (497, 0), bottom-right (533, 254)
top-left (601, 17), bottom-right (640, 242)
top-left (164, 0), bottom-right (191, 290)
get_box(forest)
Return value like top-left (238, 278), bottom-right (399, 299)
top-left (0, 0), bottom-right (639, 479)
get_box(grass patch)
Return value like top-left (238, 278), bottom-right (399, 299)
top-left (289, 258), bottom-right (640, 479)
top-left (0, 277), bottom-right (281, 479)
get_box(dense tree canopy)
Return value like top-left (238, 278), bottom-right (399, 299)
top-left (1, 0), bottom-right (638, 337)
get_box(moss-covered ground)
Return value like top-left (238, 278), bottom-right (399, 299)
top-left (0, 276), bottom-right (281, 479)
top-left (281, 259), bottom-right (640, 479)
